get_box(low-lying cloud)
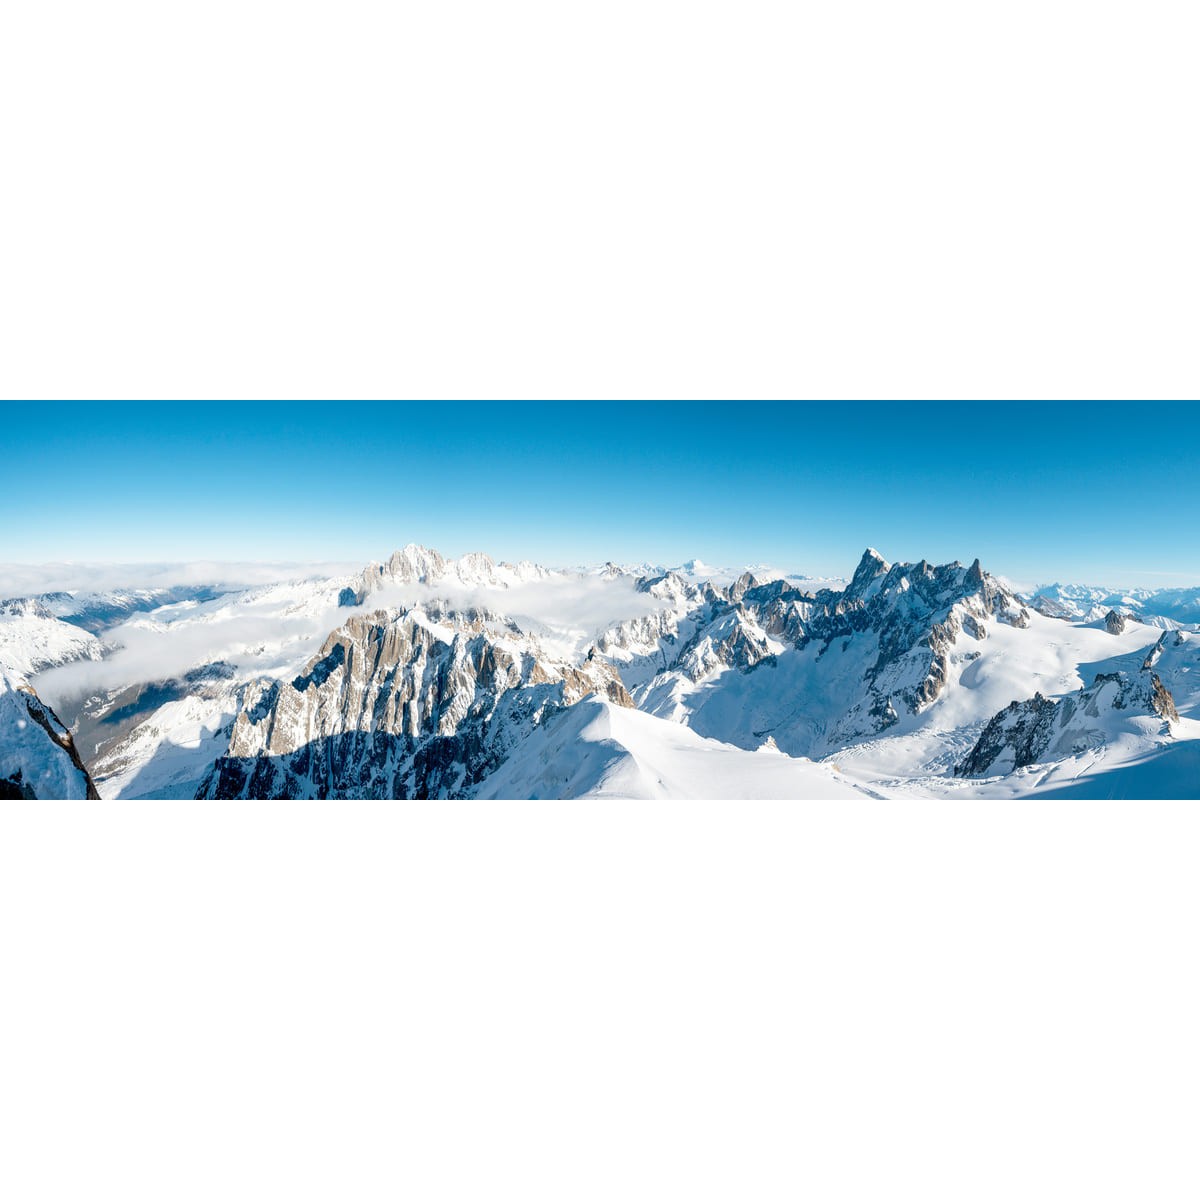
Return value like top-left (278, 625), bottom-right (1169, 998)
top-left (0, 560), bottom-right (362, 598)
top-left (32, 573), bottom-right (672, 710)
top-left (36, 597), bottom-right (350, 708)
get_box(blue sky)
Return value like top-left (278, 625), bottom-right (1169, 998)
top-left (2, 401), bottom-right (1196, 587)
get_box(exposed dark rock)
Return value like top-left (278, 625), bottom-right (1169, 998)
top-left (609, 549), bottom-right (1034, 748)
top-left (1149, 674), bottom-right (1180, 722)
top-left (7, 684), bottom-right (102, 800)
top-left (957, 669), bottom-right (1178, 778)
top-left (0, 770), bottom-right (38, 800)
top-left (197, 608), bottom-right (634, 799)
top-left (956, 693), bottom-right (1059, 776)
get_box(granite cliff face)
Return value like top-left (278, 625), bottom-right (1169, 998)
top-left (957, 669), bottom-right (1178, 778)
top-left (197, 607), bottom-right (632, 799)
top-left (1139, 629), bottom-right (1200, 716)
top-left (799, 552), bottom-right (1031, 719)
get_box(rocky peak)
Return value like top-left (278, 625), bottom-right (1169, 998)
top-left (0, 596), bottom-right (57, 619)
top-left (502, 559), bottom-right (553, 582)
top-left (729, 571), bottom-right (767, 603)
top-left (454, 551), bottom-right (499, 585)
top-left (350, 544), bottom-right (449, 601)
top-left (1142, 629), bottom-right (1190, 671)
top-left (636, 571), bottom-right (706, 607)
top-left (1104, 609), bottom-right (1127, 635)
top-left (197, 606), bottom-right (633, 799)
top-left (384, 543), bottom-right (447, 583)
top-left (846, 548), bottom-right (890, 598)
top-left (957, 668), bottom-right (1178, 778)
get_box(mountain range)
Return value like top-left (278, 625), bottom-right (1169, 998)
top-left (2, 546), bottom-right (1198, 799)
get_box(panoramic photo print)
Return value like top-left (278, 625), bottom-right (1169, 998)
top-left (2, 399), bottom-right (1198, 800)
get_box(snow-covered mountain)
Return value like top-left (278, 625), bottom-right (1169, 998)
top-left (6, 586), bottom-right (231, 633)
top-left (957, 669), bottom-right (1178, 778)
top-left (1027, 582), bottom-right (1200, 628)
top-left (196, 607), bottom-right (634, 800)
top-left (0, 597), bottom-right (105, 675)
top-left (621, 550), bottom-right (1032, 755)
top-left (2, 544), bottom-right (1197, 798)
top-left (473, 697), bottom-right (858, 801)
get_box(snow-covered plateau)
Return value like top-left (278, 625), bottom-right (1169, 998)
top-left (2, 545), bottom-right (1197, 799)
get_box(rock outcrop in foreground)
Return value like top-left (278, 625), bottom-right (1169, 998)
top-left (957, 668), bottom-right (1178, 778)
top-left (0, 669), bottom-right (100, 800)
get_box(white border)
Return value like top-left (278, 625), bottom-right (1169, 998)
top-left (3, 2), bottom-right (1198, 399)
top-left (3, 800), bottom-right (1199, 1198)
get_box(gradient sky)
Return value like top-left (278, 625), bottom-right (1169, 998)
top-left (2, 401), bottom-right (1196, 588)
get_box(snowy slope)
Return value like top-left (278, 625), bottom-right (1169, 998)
top-left (957, 670), bottom-right (1178, 777)
top-left (33, 586), bottom-right (232, 633)
top-left (475, 697), bottom-right (863, 800)
top-left (90, 685), bottom-right (246, 800)
top-left (0, 666), bottom-right (98, 800)
top-left (825, 611), bottom-right (1180, 791)
top-left (0, 598), bottom-right (104, 675)
top-left (1015, 739), bottom-right (1200, 799)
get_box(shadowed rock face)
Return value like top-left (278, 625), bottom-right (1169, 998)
top-left (0, 772), bottom-right (37, 799)
top-left (957, 669), bottom-right (1178, 778)
top-left (956, 692), bottom-right (1060, 776)
top-left (1104, 609), bottom-right (1127, 635)
top-left (197, 609), bottom-right (633, 799)
top-left (1148, 674), bottom-right (1180, 723)
top-left (1, 680), bottom-right (101, 800)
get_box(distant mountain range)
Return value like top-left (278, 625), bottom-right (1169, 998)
top-left (1027, 582), bottom-right (1200, 626)
top-left (2, 546), bottom-right (1198, 799)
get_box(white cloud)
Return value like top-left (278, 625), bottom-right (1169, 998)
top-left (31, 572), bottom-right (673, 710)
top-left (371, 574), bottom-right (664, 637)
top-left (34, 583), bottom-right (351, 707)
top-left (0, 560), bottom-right (361, 597)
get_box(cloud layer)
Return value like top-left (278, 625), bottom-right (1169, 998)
top-left (0, 560), bottom-right (362, 597)
top-left (32, 573), bottom-right (672, 710)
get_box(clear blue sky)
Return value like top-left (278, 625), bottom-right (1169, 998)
top-left (2, 401), bottom-right (1196, 587)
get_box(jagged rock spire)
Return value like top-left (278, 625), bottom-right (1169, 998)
top-left (847, 547), bottom-right (890, 596)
